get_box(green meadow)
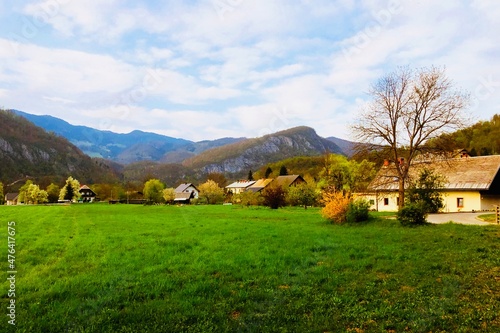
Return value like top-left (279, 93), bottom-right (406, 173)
top-left (1, 204), bottom-right (499, 332)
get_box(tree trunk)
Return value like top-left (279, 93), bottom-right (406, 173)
top-left (398, 178), bottom-right (405, 210)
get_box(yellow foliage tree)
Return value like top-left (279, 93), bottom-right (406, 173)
top-left (321, 191), bottom-right (351, 224)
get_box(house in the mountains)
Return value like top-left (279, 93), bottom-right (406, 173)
top-left (225, 180), bottom-right (256, 194)
top-left (272, 175), bottom-right (306, 188)
top-left (246, 179), bottom-right (273, 193)
top-left (5, 193), bottom-right (19, 206)
top-left (363, 154), bottom-right (500, 212)
top-left (79, 185), bottom-right (97, 203)
top-left (174, 183), bottom-right (199, 203)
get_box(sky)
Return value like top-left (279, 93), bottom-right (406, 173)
top-left (0, 0), bottom-right (499, 142)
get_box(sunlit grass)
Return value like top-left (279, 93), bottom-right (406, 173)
top-left (1, 204), bottom-right (499, 332)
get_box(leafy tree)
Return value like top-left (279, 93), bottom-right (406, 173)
top-left (163, 188), bottom-right (176, 204)
top-left (247, 170), bottom-right (254, 181)
top-left (206, 172), bottom-right (228, 188)
top-left (18, 180), bottom-right (34, 203)
top-left (406, 168), bottom-right (445, 213)
top-left (262, 185), bottom-right (287, 209)
top-left (59, 176), bottom-right (81, 201)
top-left (264, 167), bottom-right (273, 178)
top-left (346, 199), bottom-right (370, 223)
top-left (287, 182), bottom-right (318, 209)
top-left (319, 154), bottom-right (376, 193)
top-left (198, 180), bottom-right (225, 204)
top-left (26, 184), bottom-right (48, 204)
top-left (143, 179), bottom-right (165, 204)
top-left (46, 183), bottom-right (60, 203)
top-left (279, 165), bottom-right (288, 176)
top-left (353, 66), bottom-right (469, 209)
top-left (234, 191), bottom-right (263, 207)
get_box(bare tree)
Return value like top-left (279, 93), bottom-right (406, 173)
top-left (352, 66), bottom-right (469, 209)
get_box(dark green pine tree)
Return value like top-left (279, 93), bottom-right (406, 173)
top-left (264, 167), bottom-right (272, 178)
top-left (279, 165), bottom-right (288, 176)
top-left (64, 181), bottom-right (74, 201)
top-left (248, 170), bottom-right (254, 181)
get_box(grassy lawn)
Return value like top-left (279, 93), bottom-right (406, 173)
top-left (1, 204), bottom-right (499, 332)
top-left (478, 214), bottom-right (499, 224)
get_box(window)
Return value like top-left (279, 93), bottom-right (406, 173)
top-left (369, 199), bottom-right (375, 205)
top-left (457, 198), bottom-right (464, 208)
top-left (384, 198), bottom-right (389, 206)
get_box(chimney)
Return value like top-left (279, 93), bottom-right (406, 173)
top-left (383, 159), bottom-right (390, 167)
top-left (398, 157), bottom-right (405, 165)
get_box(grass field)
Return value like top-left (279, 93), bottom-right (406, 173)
top-left (1, 204), bottom-right (499, 332)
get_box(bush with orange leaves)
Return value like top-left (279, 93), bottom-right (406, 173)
top-left (321, 191), bottom-right (351, 224)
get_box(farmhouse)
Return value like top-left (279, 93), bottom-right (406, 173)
top-left (174, 183), bottom-right (199, 203)
top-left (79, 185), bottom-right (97, 203)
top-left (363, 155), bottom-right (500, 212)
top-left (225, 180), bottom-right (256, 194)
top-left (4, 193), bottom-right (19, 206)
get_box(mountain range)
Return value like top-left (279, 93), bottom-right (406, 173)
top-left (12, 110), bottom-right (353, 163)
top-left (2, 109), bottom-right (356, 184)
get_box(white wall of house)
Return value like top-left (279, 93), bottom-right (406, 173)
top-left (184, 185), bottom-right (199, 199)
top-left (442, 191), bottom-right (481, 212)
top-left (356, 192), bottom-right (399, 212)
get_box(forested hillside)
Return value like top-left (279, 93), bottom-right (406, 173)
top-left (0, 110), bottom-right (120, 187)
top-left (431, 114), bottom-right (500, 155)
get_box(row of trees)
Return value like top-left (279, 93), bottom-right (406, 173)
top-left (1, 177), bottom-right (82, 205)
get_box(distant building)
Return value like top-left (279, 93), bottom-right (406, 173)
top-left (174, 183), bottom-right (199, 203)
top-left (5, 193), bottom-right (19, 206)
top-left (272, 175), bottom-right (306, 188)
top-left (226, 180), bottom-right (256, 194)
top-left (79, 185), bottom-right (97, 203)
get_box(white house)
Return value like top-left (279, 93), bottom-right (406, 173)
top-left (174, 183), bottom-right (199, 203)
top-left (362, 155), bottom-right (500, 212)
top-left (225, 180), bottom-right (256, 194)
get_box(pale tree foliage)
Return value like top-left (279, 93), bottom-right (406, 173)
top-left (59, 176), bottom-right (81, 201)
top-left (26, 184), bottom-right (48, 204)
top-left (352, 66), bottom-right (469, 208)
top-left (198, 180), bottom-right (225, 204)
top-left (143, 179), bottom-right (165, 204)
top-left (162, 188), bottom-right (176, 203)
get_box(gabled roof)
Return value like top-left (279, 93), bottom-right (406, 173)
top-left (369, 155), bottom-right (500, 191)
top-left (272, 175), bottom-right (305, 187)
top-left (246, 179), bottom-right (273, 192)
top-left (175, 183), bottom-right (198, 193)
top-left (79, 185), bottom-right (96, 195)
top-left (226, 180), bottom-right (256, 189)
top-left (5, 193), bottom-right (19, 201)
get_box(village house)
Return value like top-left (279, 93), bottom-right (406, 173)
top-left (362, 154), bottom-right (500, 212)
top-left (174, 183), bottom-right (199, 203)
top-left (79, 185), bottom-right (97, 203)
top-left (4, 193), bottom-right (19, 206)
top-left (225, 180), bottom-right (256, 194)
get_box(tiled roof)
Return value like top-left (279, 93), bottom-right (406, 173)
top-left (369, 155), bottom-right (500, 191)
top-left (226, 180), bottom-right (256, 189)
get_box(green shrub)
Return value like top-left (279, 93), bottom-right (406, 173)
top-left (398, 202), bottom-right (428, 226)
top-left (346, 199), bottom-right (370, 223)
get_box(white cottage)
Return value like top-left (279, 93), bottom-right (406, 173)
top-left (362, 155), bottom-right (500, 212)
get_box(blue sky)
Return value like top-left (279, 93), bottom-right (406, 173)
top-left (1, 0), bottom-right (499, 141)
